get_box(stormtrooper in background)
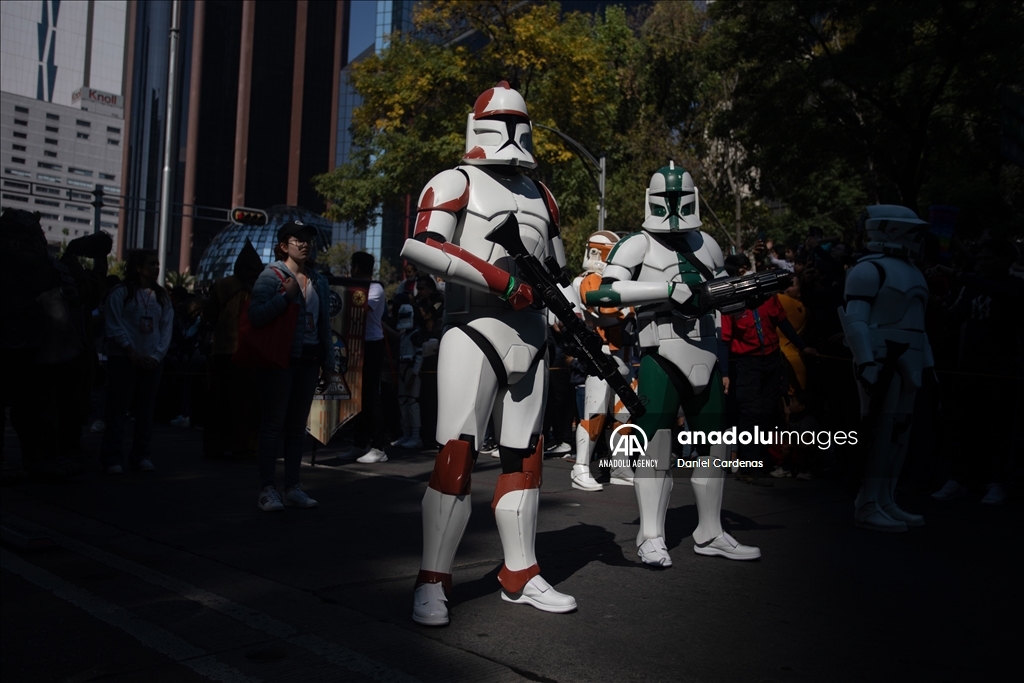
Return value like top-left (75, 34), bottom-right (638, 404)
top-left (586, 162), bottom-right (761, 566)
top-left (571, 231), bottom-right (637, 491)
top-left (400, 81), bottom-right (577, 626)
top-left (839, 205), bottom-right (934, 532)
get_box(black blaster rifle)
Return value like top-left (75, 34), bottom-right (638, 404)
top-left (487, 214), bottom-right (646, 419)
top-left (678, 269), bottom-right (793, 318)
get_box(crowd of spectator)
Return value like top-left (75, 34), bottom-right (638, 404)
top-left (2, 206), bottom-right (1021, 509)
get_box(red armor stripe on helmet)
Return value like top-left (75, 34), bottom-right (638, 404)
top-left (538, 182), bottom-right (560, 226)
top-left (425, 237), bottom-right (509, 293)
top-left (428, 439), bottom-right (474, 495)
top-left (473, 81), bottom-right (526, 119)
top-left (464, 146), bottom-right (487, 159)
top-left (498, 563), bottom-right (540, 594)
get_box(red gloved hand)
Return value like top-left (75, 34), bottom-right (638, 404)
top-left (504, 276), bottom-right (534, 311)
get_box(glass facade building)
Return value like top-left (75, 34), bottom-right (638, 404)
top-left (195, 205), bottom-right (334, 285)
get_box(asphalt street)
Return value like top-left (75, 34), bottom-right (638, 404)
top-left (1, 423), bottom-right (1016, 682)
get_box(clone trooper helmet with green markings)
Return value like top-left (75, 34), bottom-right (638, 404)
top-left (642, 161), bottom-right (701, 233)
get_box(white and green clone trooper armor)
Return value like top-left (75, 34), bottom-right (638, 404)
top-left (586, 162), bottom-right (761, 566)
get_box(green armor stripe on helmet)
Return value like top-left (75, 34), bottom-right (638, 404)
top-left (606, 231), bottom-right (642, 263)
top-left (657, 167), bottom-right (686, 193)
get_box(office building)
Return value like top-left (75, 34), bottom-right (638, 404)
top-left (0, 0), bottom-right (128, 243)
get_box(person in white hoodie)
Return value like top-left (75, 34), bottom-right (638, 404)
top-left (101, 249), bottom-right (174, 474)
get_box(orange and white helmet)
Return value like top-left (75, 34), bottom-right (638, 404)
top-left (582, 230), bottom-right (619, 274)
top-left (463, 81), bottom-right (536, 169)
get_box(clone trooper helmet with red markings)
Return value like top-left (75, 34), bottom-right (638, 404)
top-left (463, 81), bottom-right (536, 169)
top-left (862, 204), bottom-right (928, 259)
top-left (582, 231), bottom-right (619, 274)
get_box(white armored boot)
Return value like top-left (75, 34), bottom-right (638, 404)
top-left (494, 484), bottom-right (577, 612)
top-left (854, 417), bottom-right (907, 533)
top-left (878, 412), bottom-right (923, 527)
top-left (692, 445), bottom-right (760, 560)
top-left (413, 440), bottom-right (474, 626)
top-left (413, 487), bottom-right (471, 625)
top-left (634, 429), bottom-right (674, 566)
top-left (571, 417), bottom-right (603, 491)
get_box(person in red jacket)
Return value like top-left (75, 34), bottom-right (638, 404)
top-left (720, 255), bottom-right (815, 483)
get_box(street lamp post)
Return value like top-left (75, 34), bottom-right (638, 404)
top-left (156, 0), bottom-right (181, 286)
top-left (533, 124), bottom-right (605, 232)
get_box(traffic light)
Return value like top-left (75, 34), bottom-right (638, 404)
top-left (231, 207), bottom-right (268, 226)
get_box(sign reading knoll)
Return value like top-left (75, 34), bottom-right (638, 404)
top-left (72, 87), bottom-right (124, 110)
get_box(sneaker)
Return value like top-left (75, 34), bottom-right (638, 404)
top-left (479, 439), bottom-right (498, 458)
top-left (90, 420), bottom-right (106, 434)
top-left (106, 465), bottom-right (123, 475)
top-left (500, 575), bottom-right (577, 613)
top-left (981, 483), bottom-right (1007, 505)
top-left (258, 486), bottom-right (284, 511)
top-left (854, 501), bottom-right (907, 533)
top-left (931, 479), bottom-right (967, 501)
top-left (570, 464), bottom-right (603, 491)
top-left (561, 453), bottom-right (576, 463)
top-left (399, 437), bottom-right (423, 450)
top-left (339, 445), bottom-right (368, 459)
top-left (795, 471), bottom-right (814, 480)
top-left (544, 442), bottom-right (572, 456)
top-left (637, 537), bottom-right (672, 567)
top-left (412, 582), bottom-right (449, 626)
top-left (609, 466), bottom-right (634, 486)
top-left (137, 459), bottom-right (156, 472)
top-left (770, 466), bottom-right (792, 478)
top-left (283, 485), bottom-right (318, 508)
top-left (170, 415), bottom-right (190, 428)
top-left (693, 532), bottom-right (761, 560)
top-left (390, 436), bottom-right (408, 447)
top-left (356, 448), bottom-right (388, 464)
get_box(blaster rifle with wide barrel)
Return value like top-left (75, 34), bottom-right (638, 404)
top-left (679, 269), bottom-right (793, 318)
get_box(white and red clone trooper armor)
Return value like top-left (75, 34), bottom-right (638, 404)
top-left (400, 82), bottom-right (577, 626)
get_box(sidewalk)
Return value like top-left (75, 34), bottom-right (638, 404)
top-left (2, 422), bottom-right (1017, 682)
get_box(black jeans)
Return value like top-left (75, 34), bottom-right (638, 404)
top-left (101, 356), bottom-right (164, 468)
top-left (732, 352), bottom-right (786, 463)
top-left (256, 353), bottom-right (321, 489)
top-left (353, 339), bottom-right (386, 450)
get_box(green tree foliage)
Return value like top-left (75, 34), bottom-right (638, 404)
top-left (315, 0), bottom-right (1022, 266)
top-left (710, 0), bottom-right (1024, 239)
